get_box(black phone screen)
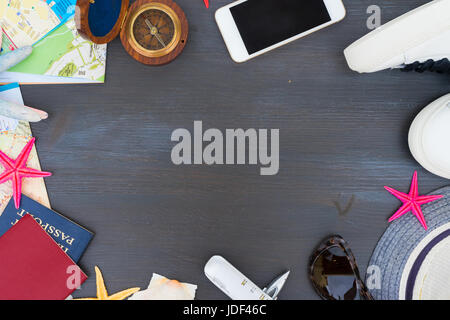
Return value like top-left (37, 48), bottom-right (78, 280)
top-left (230, 0), bottom-right (331, 54)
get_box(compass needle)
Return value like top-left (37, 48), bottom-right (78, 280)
top-left (155, 33), bottom-right (166, 47)
top-left (144, 18), bottom-right (166, 47)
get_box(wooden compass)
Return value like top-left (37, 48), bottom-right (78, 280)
top-left (76, 0), bottom-right (188, 65)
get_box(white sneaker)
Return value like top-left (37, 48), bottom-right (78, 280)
top-left (344, 0), bottom-right (450, 73)
top-left (409, 93), bottom-right (450, 179)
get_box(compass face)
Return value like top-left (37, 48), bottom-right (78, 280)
top-left (120, 0), bottom-right (188, 65)
top-left (132, 9), bottom-right (175, 51)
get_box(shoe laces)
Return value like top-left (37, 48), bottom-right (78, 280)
top-left (402, 58), bottom-right (450, 74)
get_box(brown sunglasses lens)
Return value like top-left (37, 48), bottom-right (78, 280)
top-left (311, 245), bottom-right (361, 300)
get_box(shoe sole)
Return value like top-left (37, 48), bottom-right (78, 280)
top-left (344, 0), bottom-right (450, 73)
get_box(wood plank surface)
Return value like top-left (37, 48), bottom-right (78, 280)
top-left (20, 0), bottom-right (450, 299)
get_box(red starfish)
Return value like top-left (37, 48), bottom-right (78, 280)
top-left (0, 137), bottom-right (51, 208)
top-left (204, 0), bottom-right (209, 8)
top-left (384, 171), bottom-right (443, 230)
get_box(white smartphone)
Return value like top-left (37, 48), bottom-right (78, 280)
top-left (215, 0), bottom-right (346, 63)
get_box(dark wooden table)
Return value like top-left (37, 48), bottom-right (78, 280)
top-left (20, 0), bottom-right (450, 299)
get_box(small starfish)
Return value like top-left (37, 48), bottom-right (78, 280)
top-left (75, 266), bottom-right (140, 300)
top-left (204, 0), bottom-right (209, 8)
top-left (384, 171), bottom-right (443, 230)
top-left (0, 137), bottom-right (51, 208)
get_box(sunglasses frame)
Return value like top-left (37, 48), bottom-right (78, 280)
top-left (309, 235), bottom-right (373, 300)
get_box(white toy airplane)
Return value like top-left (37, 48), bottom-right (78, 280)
top-left (205, 255), bottom-right (290, 300)
top-left (0, 36), bottom-right (47, 121)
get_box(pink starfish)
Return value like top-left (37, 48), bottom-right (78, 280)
top-left (0, 137), bottom-right (51, 208)
top-left (384, 171), bottom-right (443, 230)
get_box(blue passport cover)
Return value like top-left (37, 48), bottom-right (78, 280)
top-left (0, 195), bottom-right (94, 262)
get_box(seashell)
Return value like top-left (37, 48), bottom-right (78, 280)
top-left (129, 273), bottom-right (197, 300)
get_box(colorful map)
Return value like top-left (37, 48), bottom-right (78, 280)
top-left (4, 18), bottom-right (107, 82)
top-left (1, 0), bottom-right (76, 50)
top-left (0, 83), bottom-right (50, 214)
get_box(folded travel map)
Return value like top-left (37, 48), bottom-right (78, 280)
top-left (0, 83), bottom-right (50, 212)
top-left (0, 0), bottom-right (77, 51)
top-left (0, 18), bottom-right (107, 83)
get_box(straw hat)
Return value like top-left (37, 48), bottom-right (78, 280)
top-left (368, 186), bottom-right (450, 300)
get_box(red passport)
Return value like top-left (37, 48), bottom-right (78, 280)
top-left (0, 214), bottom-right (87, 300)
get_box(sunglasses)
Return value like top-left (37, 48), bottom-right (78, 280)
top-left (309, 235), bottom-right (373, 300)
